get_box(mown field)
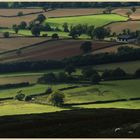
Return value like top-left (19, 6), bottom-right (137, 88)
top-left (45, 14), bottom-right (128, 29)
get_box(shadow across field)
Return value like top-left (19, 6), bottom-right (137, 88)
top-left (0, 108), bottom-right (139, 138)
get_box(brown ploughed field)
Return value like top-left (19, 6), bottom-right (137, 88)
top-left (112, 7), bottom-right (140, 20)
top-left (0, 39), bottom-right (121, 63)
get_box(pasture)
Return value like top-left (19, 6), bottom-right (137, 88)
top-left (46, 14), bottom-right (128, 29)
top-left (0, 79), bottom-right (139, 116)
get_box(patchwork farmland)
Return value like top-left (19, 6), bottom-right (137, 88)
top-left (0, 2), bottom-right (139, 138)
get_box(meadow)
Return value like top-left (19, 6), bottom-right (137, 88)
top-left (46, 14), bottom-right (128, 29)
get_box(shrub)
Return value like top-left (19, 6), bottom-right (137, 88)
top-left (47, 90), bottom-right (65, 106)
top-left (3, 32), bottom-right (9, 38)
top-left (42, 34), bottom-right (48, 37)
top-left (65, 64), bottom-right (76, 75)
top-left (25, 96), bottom-right (32, 101)
top-left (82, 67), bottom-right (97, 78)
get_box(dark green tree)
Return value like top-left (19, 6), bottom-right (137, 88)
top-left (65, 64), bottom-right (76, 75)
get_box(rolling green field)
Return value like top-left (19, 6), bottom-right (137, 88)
top-left (0, 79), bottom-right (140, 116)
top-left (46, 14), bottom-right (128, 29)
top-left (0, 84), bottom-right (77, 98)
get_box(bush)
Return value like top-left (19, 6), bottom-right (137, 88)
top-left (15, 93), bottom-right (25, 101)
top-left (47, 90), bottom-right (65, 106)
top-left (3, 32), bottom-right (9, 38)
top-left (42, 34), bottom-right (48, 37)
top-left (82, 67), bottom-right (97, 78)
top-left (45, 87), bottom-right (52, 94)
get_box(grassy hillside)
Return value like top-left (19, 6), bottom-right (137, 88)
top-left (46, 14), bottom-right (128, 29)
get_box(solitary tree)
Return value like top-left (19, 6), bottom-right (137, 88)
top-left (36, 14), bottom-right (46, 23)
top-left (47, 90), bottom-right (65, 106)
top-left (31, 26), bottom-right (40, 37)
top-left (131, 6), bottom-right (136, 13)
top-left (80, 41), bottom-right (92, 53)
top-left (17, 11), bottom-right (23, 16)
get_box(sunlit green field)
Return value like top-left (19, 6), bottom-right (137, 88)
top-left (0, 79), bottom-right (139, 116)
top-left (46, 14), bottom-right (128, 29)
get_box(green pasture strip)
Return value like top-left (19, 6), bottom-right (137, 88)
top-left (46, 14), bottom-right (128, 29)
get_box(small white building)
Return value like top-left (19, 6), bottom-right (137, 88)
top-left (117, 35), bottom-right (137, 43)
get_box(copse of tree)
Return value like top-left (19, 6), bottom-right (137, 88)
top-left (135, 68), bottom-right (140, 78)
top-left (47, 90), bottom-right (65, 106)
top-left (51, 33), bottom-right (59, 40)
top-left (31, 26), bottom-right (40, 37)
top-left (80, 41), bottom-right (92, 53)
top-left (65, 64), bottom-right (76, 75)
top-left (94, 27), bottom-right (110, 40)
top-left (86, 25), bottom-right (94, 39)
top-left (90, 72), bottom-right (101, 84)
top-left (3, 32), bottom-right (9, 38)
top-left (111, 68), bottom-right (126, 79)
